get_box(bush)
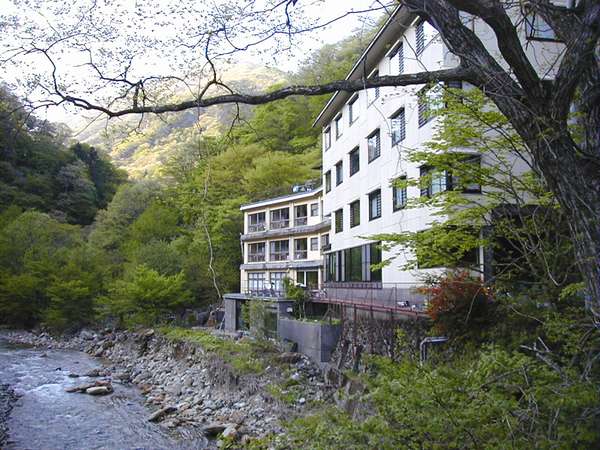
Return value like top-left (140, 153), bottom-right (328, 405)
top-left (421, 270), bottom-right (493, 338)
top-left (98, 265), bottom-right (193, 327)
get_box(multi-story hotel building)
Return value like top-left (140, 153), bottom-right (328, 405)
top-left (239, 184), bottom-right (330, 296)
top-left (314, 4), bottom-right (564, 310)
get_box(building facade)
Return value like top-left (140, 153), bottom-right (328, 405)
top-left (240, 184), bottom-right (330, 297)
top-left (314, 5), bottom-right (564, 308)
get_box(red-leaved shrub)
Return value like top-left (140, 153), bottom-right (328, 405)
top-left (420, 271), bottom-right (493, 337)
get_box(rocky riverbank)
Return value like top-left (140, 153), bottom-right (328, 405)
top-left (1, 328), bottom-right (334, 447)
top-left (0, 383), bottom-right (18, 447)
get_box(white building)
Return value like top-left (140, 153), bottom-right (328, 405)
top-left (239, 184), bottom-right (330, 296)
top-left (313, 4), bottom-right (564, 308)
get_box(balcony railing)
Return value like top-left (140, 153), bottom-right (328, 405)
top-left (270, 219), bottom-right (289, 229)
top-left (294, 217), bottom-right (307, 226)
top-left (294, 250), bottom-right (308, 260)
top-left (248, 223), bottom-right (266, 233)
top-left (270, 251), bottom-right (289, 261)
top-left (247, 253), bottom-right (266, 262)
top-left (315, 282), bottom-right (430, 316)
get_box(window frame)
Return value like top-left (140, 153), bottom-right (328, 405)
top-left (389, 40), bottom-right (404, 74)
top-left (310, 202), bottom-right (319, 217)
top-left (349, 147), bottom-right (360, 176)
top-left (524, 12), bottom-right (560, 42)
top-left (335, 160), bottom-right (343, 186)
top-left (324, 126), bottom-right (331, 150)
top-left (349, 199), bottom-right (361, 228)
top-left (390, 107), bottom-right (406, 146)
top-left (392, 176), bottom-right (408, 211)
top-left (367, 129), bottom-right (381, 163)
top-left (369, 69), bottom-right (380, 105)
top-left (334, 114), bottom-right (343, 139)
top-left (325, 170), bottom-right (331, 193)
top-left (368, 189), bottom-right (382, 221)
top-left (310, 237), bottom-right (319, 251)
top-left (348, 94), bottom-right (359, 125)
top-left (334, 208), bottom-right (344, 233)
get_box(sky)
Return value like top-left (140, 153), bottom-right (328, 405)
top-left (0, 0), bottom-right (390, 124)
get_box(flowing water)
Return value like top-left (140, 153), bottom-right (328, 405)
top-left (0, 338), bottom-right (208, 450)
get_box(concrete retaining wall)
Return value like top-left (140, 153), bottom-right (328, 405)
top-left (277, 318), bottom-right (341, 364)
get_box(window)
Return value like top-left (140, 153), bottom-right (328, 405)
top-left (416, 19), bottom-right (425, 55)
top-left (420, 157), bottom-right (481, 197)
top-left (452, 155), bottom-right (482, 193)
top-left (370, 242), bottom-right (382, 282)
top-left (391, 108), bottom-right (406, 145)
top-left (389, 41), bottom-right (404, 74)
top-left (369, 70), bottom-right (380, 103)
top-left (350, 200), bottom-right (360, 228)
top-left (349, 147), bottom-right (360, 176)
top-left (270, 207), bottom-right (290, 229)
top-left (310, 237), bottom-right (319, 251)
top-left (419, 84), bottom-right (444, 127)
top-left (248, 212), bottom-right (266, 232)
top-left (367, 129), bottom-right (381, 162)
top-left (247, 272), bottom-right (265, 293)
top-left (335, 114), bottom-right (343, 139)
top-left (310, 202), bottom-right (319, 217)
top-left (348, 95), bottom-right (359, 125)
top-left (524, 12), bottom-right (558, 41)
top-left (325, 171), bottom-right (331, 193)
top-left (294, 238), bottom-right (308, 260)
top-left (335, 160), bottom-right (343, 186)
top-left (420, 166), bottom-right (450, 197)
top-left (248, 242), bottom-right (266, 262)
top-left (270, 240), bottom-right (289, 261)
top-left (369, 189), bottom-right (382, 220)
top-left (294, 204), bottom-right (307, 226)
top-left (324, 127), bottom-right (331, 150)
top-left (270, 272), bottom-right (286, 295)
top-left (321, 233), bottom-right (329, 248)
top-left (334, 208), bottom-right (343, 233)
top-left (398, 42), bottom-right (405, 74)
top-left (393, 176), bottom-right (408, 211)
top-left (343, 246), bottom-right (363, 282)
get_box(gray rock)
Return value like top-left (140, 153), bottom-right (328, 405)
top-left (202, 422), bottom-right (227, 436)
top-left (277, 352), bottom-right (302, 364)
top-left (148, 406), bottom-right (177, 422)
top-left (221, 424), bottom-right (237, 439)
top-left (86, 386), bottom-right (112, 395)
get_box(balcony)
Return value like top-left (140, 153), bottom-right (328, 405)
top-left (270, 219), bottom-right (290, 230)
top-left (248, 223), bottom-right (266, 233)
top-left (270, 251), bottom-right (289, 261)
top-left (294, 250), bottom-right (308, 260)
top-left (247, 253), bottom-right (266, 262)
top-left (294, 216), bottom-right (308, 227)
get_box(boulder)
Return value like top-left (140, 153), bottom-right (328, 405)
top-left (221, 424), bottom-right (238, 439)
top-left (148, 406), bottom-right (177, 423)
top-left (277, 352), bottom-right (302, 364)
top-left (86, 386), bottom-right (112, 395)
top-left (202, 422), bottom-right (227, 436)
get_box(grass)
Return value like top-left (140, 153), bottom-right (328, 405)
top-left (159, 326), bottom-right (277, 375)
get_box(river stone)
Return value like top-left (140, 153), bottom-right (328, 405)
top-left (221, 424), bottom-right (237, 439)
top-left (277, 352), bottom-right (302, 364)
top-left (86, 386), bottom-right (112, 395)
top-left (202, 422), bottom-right (227, 436)
top-left (148, 406), bottom-right (177, 422)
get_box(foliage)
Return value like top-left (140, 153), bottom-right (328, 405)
top-left (97, 265), bottom-right (192, 327)
top-left (421, 270), bottom-right (494, 338)
top-left (374, 87), bottom-right (581, 301)
top-left (283, 277), bottom-right (308, 319)
top-left (241, 299), bottom-right (271, 340)
top-left (0, 88), bottom-right (126, 225)
top-left (160, 327), bottom-right (277, 375)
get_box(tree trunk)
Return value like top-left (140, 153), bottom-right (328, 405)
top-left (533, 134), bottom-right (600, 322)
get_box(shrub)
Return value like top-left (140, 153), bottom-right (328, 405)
top-left (421, 270), bottom-right (493, 338)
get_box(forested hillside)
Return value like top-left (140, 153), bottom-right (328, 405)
top-left (74, 64), bottom-right (286, 178)
top-left (0, 28), bottom-right (374, 330)
top-left (0, 89), bottom-right (126, 225)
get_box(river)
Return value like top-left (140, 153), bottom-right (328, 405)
top-left (0, 338), bottom-right (208, 450)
